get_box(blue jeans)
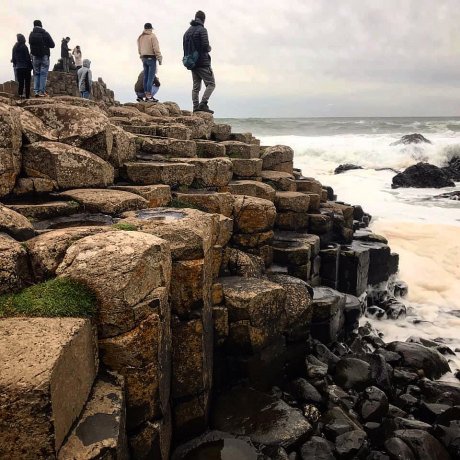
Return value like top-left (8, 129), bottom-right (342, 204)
top-left (142, 57), bottom-right (156, 95)
top-left (32, 55), bottom-right (49, 94)
top-left (80, 91), bottom-right (90, 99)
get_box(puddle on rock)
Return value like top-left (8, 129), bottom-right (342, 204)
top-left (135, 209), bottom-right (186, 221)
top-left (34, 213), bottom-right (114, 230)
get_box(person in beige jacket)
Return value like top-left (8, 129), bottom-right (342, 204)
top-left (137, 22), bottom-right (162, 101)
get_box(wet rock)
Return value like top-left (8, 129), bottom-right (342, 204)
top-left (442, 155), bottom-right (460, 181)
top-left (306, 355), bottom-right (329, 380)
top-left (211, 387), bottom-right (312, 449)
top-left (172, 430), bottom-right (261, 460)
top-left (358, 387), bottom-right (389, 422)
top-left (334, 164), bottom-right (363, 174)
top-left (433, 421), bottom-right (460, 459)
top-left (386, 342), bottom-right (451, 379)
top-left (321, 406), bottom-right (363, 441)
top-left (418, 379), bottom-right (460, 406)
top-left (334, 357), bottom-right (371, 391)
top-left (300, 436), bottom-right (335, 460)
top-left (393, 280), bottom-right (409, 298)
top-left (58, 370), bottom-right (128, 460)
top-left (394, 429), bottom-right (451, 460)
top-left (338, 241), bottom-right (370, 297)
top-left (384, 437), bottom-right (416, 460)
top-left (335, 429), bottom-right (368, 458)
top-left (0, 204), bottom-right (35, 241)
top-left (390, 134), bottom-right (432, 145)
top-left (287, 378), bottom-right (323, 405)
top-left (392, 162), bottom-right (455, 189)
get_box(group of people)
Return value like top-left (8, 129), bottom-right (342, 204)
top-left (11, 10), bottom-right (216, 112)
top-left (11, 20), bottom-right (92, 99)
top-left (135, 10), bottom-right (216, 113)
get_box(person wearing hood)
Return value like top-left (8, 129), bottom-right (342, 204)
top-left (137, 22), bottom-right (162, 101)
top-left (12, 34), bottom-right (33, 99)
top-left (61, 37), bottom-right (71, 72)
top-left (29, 19), bottom-right (55, 97)
top-left (183, 10), bottom-right (215, 113)
top-left (77, 59), bottom-right (92, 99)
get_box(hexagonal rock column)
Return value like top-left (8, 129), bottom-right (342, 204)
top-left (123, 161), bottom-right (195, 187)
top-left (0, 103), bottom-right (21, 197)
top-left (0, 318), bottom-right (98, 458)
top-left (23, 141), bottom-right (115, 190)
top-left (274, 191), bottom-right (310, 232)
top-left (232, 195), bottom-right (276, 266)
top-left (56, 230), bottom-right (172, 451)
top-left (261, 145), bottom-right (294, 174)
top-left (117, 208), bottom-right (220, 442)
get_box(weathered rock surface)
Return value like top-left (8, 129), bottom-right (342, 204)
top-left (56, 230), bottom-right (171, 337)
top-left (58, 188), bottom-right (148, 215)
top-left (111, 184), bottom-right (171, 207)
top-left (392, 162), bottom-right (455, 189)
top-left (0, 204), bottom-right (35, 240)
top-left (390, 133), bottom-right (432, 145)
top-left (233, 195), bottom-right (276, 234)
top-left (0, 318), bottom-right (98, 458)
top-left (23, 141), bottom-right (114, 189)
top-left (212, 387), bottom-right (312, 448)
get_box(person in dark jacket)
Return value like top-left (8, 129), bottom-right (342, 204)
top-left (29, 19), bottom-right (55, 97)
top-left (183, 10), bottom-right (215, 113)
top-left (12, 34), bottom-right (33, 99)
top-left (61, 37), bottom-right (71, 72)
top-left (77, 59), bottom-right (92, 99)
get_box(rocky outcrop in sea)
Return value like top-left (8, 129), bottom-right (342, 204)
top-left (0, 76), bottom-right (458, 460)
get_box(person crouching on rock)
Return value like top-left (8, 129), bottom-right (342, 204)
top-left (12, 34), bottom-right (33, 99)
top-left (135, 70), bottom-right (160, 102)
top-left (137, 22), bottom-right (162, 102)
top-left (77, 59), bottom-right (92, 99)
top-left (183, 10), bottom-right (215, 113)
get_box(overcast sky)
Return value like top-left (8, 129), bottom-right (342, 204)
top-left (1, 0), bottom-right (459, 117)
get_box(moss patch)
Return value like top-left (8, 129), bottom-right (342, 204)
top-left (0, 278), bottom-right (97, 318)
top-left (112, 222), bottom-right (138, 231)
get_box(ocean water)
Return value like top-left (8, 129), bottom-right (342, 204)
top-left (221, 117), bottom-right (460, 380)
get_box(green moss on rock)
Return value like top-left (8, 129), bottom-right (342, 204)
top-left (0, 278), bottom-right (97, 318)
top-left (112, 222), bottom-right (138, 231)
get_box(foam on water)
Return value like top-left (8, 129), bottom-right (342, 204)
top-left (233, 117), bottom-right (460, 379)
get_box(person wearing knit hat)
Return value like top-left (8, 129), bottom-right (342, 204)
top-left (137, 22), bottom-right (163, 102)
top-left (183, 10), bottom-right (215, 113)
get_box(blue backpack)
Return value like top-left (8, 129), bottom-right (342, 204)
top-left (183, 33), bottom-right (199, 70)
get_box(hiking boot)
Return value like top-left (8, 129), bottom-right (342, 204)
top-left (136, 97), bottom-right (143, 102)
top-left (196, 102), bottom-right (214, 114)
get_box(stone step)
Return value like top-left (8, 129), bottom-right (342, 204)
top-left (229, 132), bottom-right (254, 144)
top-left (110, 184), bottom-right (172, 207)
top-left (0, 318), bottom-right (98, 458)
top-left (195, 140), bottom-right (227, 158)
top-left (225, 180), bottom-right (276, 202)
top-left (261, 170), bottom-right (296, 191)
top-left (261, 145), bottom-right (294, 174)
top-left (173, 190), bottom-right (234, 217)
top-left (211, 123), bottom-right (232, 141)
top-left (220, 276), bottom-right (287, 353)
top-left (275, 211), bottom-right (309, 231)
top-left (232, 195), bottom-right (276, 235)
top-left (178, 157), bottom-right (233, 188)
top-left (124, 123), bottom-right (191, 140)
top-left (230, 158), bottom-right (263, 179)
top-left (6, 200), bottom-right (81, 220)
top-left (135, 135), bottom-right (197, 158)
top-left (58, 370), bottom-right (128, 459)
top-left (58, 188), bottom-right (148, 215)
top-left (123, 161), bottom-right (195, 187)
top-left (296, 178), bottom-right (323, 195)
top-left (274, 191), bottom-right (310, 213)
top-left (220, 141), bottom-right (260, 159)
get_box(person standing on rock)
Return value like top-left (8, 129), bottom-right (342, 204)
top-left (29, 20), bottom-right (55, 97)
top-left (183, 10), bottom-right (215, 113)
top-left (137, 23), bottom-right (162, 102)
top-left (61, 37), bottom-right (71, 72)
top-left (12, 34), bottom-right (33, 99)
top-left (77, 59), bottom-right (92, 99)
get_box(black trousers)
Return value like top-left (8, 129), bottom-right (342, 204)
top-left (17, 68), bottom-right (31, 98)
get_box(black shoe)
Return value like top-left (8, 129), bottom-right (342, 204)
top-left (136, 97), bottom-right (143, 102)
top-left (196, 102), bottom-right (214, 114)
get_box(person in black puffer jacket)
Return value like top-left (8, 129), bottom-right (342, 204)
top-left (183, 10), bottom-right (215, 113)
top-left (29, 19), bottom-right (55, 96)
top-left (12, 34), bottom-right (33, 98)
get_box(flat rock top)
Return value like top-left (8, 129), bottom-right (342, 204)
top-left (0, 317), bottom-right (89, 387)
top-left (59, 188), bottom-right (147, 204)
top-left (221, 276), bottom-right (284, 299)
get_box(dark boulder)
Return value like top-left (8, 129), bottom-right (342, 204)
top-left (334, 429), bottom-right (368, 458)
top-left (386, 341), bottom-right (451, 379)
top-left (442, 155), bottom-right (460, 181)
top-left (419, 379), bottom-right (460, 406)
top-left (358, 386), bottom-right (389, 422)
top-left (393, 429), bottom-right (451, 460)
top-left (335, 164), bottom-right (363, 174)
top-left (392, 162), bottom-right (455, 189)
top-left (433, 191), bottom-right (460, 200)
top-left (321, 406), bottom-right (363, 441)
top-left (286, 378), bottom-right (323, 405)
top-left (390, 133), bottom-right (432, 146)
top-left (334, 357), bottom-right (371, 391)
top-left (300, 436), bottom-right (335, 460)
top-left (384, 437), bottom-right (416, 460)
top-left (433, 420), bottom-right (460, 459)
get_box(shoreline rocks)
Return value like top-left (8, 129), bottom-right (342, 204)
top-left (392, 162), bottom-right (455, 189)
